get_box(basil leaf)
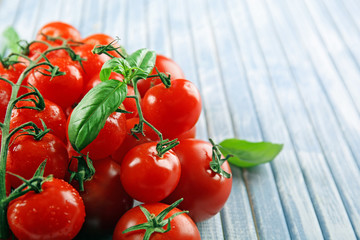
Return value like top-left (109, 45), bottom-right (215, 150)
top-left (126, 48), bottom-right (156, 80)
top-left (0, 26), bottom-right (20, 56)
top-left (99, 57), bottom-right (131, 81)
top-left (68, 79), bottom-right (127, 151)
top-left (219, 139), bottom-right (283, 168)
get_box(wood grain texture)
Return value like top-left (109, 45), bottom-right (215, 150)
top-left (1, 0), bottom-right (359, 239)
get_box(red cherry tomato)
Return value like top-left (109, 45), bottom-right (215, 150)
top-left (111, 118), bottom-right (154, 165)
top-left (0, 62), bottom-right (27, 95)
top-left (74, 44), bottom-right (112, 85)
top-left (7, 178), bottom-right (85, 240)
top-left (5, 174), bottom-right (10, 196)
top-left (113, 202), bottom-right (201, 240)
top-left (10, 99), bottom-right (67, 142)
top-left (6, 133), bottom-right (68, 188)
top-left (82, 33), bottom-right (122, 58)
top-left (163, 139), bottom-right (232, 222)
top-left (120, 142), bottom-right (181, 203)
top-left (27, 57), bottom-right (84, 110)
top-left (178, 125), bottom-right (196, 140)
top-left (74, 158), bottom-right (133, 237)
top-left (36, 21), bottom-right (81, 45)
top-left (0, 81), bottom-right (12, 122)
top-left (67, 111), bottom-right (127, 160)
top-left (137, 54), bottom-right (185, 97)
top-left (142, 79), bottom-right (202, 139)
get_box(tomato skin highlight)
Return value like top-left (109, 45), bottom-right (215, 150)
top-left (163, 139), bottom-right (232, 222)
top-left (137, 54), bottom-right (185, 97)
top-left (142, 79), bottom-right (202, 139)
top-left (7, 178), bottom-right (85, 240)
top-left (6, 133), bottom-right (68, 188)
top-left (10, 99), bottom-right (67, 142)
top-left (120, 142), bottom-right (181, 203)
top-left (113, 203), bottom-right (201, 240)
top-left (73, 158), bottom-right (133, 237)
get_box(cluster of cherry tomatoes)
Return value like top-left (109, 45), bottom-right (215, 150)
top-left (0, 21), bottom-right (233, 240)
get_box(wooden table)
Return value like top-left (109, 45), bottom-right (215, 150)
top-left (1, 0), bottom-right (359, 239)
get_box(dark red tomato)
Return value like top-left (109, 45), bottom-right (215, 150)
top-left (82, 33), bottom-right (122, 58)
top-left (5, 174), bottom-right (10, 196)
top-left (6, 133), bottom-right (68, 188)
top-left (27, 57), bottom-right (84, 110)
top-left (7, 178), bottom-right (85, 240)
top-left (113, 202), bottom-right (201, 240)
top-left (120, 142), bottom-right (181, 203)
top-left (72, 111), bottom-right (127, 160)
top-left (74, 158), bottom-right (133, 236)
top-left (142, 79), bottom-right (202, 139)
top-left (10, 99), bottom-right (67, 142)
top-left (163, 139), bottom-right (232, 222)
top-left (111, 118), bottom-right (154, 165)
top-left (74, 43), bottom-right (112, 85)
top-left (178, 125), bottom-right (196, 140)
top-left (137, 54), bottom-right (185, 97)
top-left (36, 21), bottom-right (81, 45)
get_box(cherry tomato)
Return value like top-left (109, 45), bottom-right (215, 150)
top-left (74, 43), bottom-right (112, 85)
top-left (111, 118), bottom-right (154, 165)
top-left (7, 178), bottom-right (85, 240)
top-left (74, 158), bottom-right (133, 237)
top-left (10, 99), bottom-right (67, 142)
top-left (27, 57), bottom-right (84, 110)
top-left (67, 111), bottom-right (127, 160)
top-left (120, 142), bottom-right (181, 203)
top-left (137, 54), bottom-right (185, 97)
top-left (163, 139), bottom-right (232, 222)
top-left (113, 202), bottom-right (201, 240)
top-left (6, 133), bottom-right (68, 188)
top-left (0, 62), bottom-right (27, 95)
top-left (178, 125), bottom-right (196, 140)
top-left (36, 21), bottom-right (81, 45)
top-left (142, 79), bottom-right (202, 139)
top-left (0, 81), bottom-right (12, 122)
top-left (82, 33), bottom-right (122, 58)
top-left (5, 174), bottom-right (10, 196)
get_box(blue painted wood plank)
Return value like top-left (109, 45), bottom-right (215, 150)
top-left (0, 0), bottom-right (20, 33)
top-left (124, 0), bottom-right (148, 52)
top-left (339, 0), bottom-right (360, 30)
top-left (319, 0), bottom-right (360, 65)
top-left (102, 0), bottom-right (127, 43)
top-left (58, 0), bottom-right (84, 29)
top-left (266, 0), bottom-right (360, 238)
top-left (182, 0), bottom-right (262, 239)
top-left (301, 0), bottom-right (360, 115)
top-left (77, 0), bottom-right (107, 37)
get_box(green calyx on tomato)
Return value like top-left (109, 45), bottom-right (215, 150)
top-left (209, 138), bottom-right (232, 179)
top-left (68, 154), bottom-right (95, 192)
top-left (123, 198), bottom-right (188, 240)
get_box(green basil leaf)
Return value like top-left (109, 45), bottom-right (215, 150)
top-left (68, 79), bottom-right (127, 151)
top-left (219, 138), bottom-right (283, 168)
top-left (0, 26), bottom-right (20, 56)
top-left (126, 48), bottom-right (156, 80)
top-left (99, 57), bottom-right (131, 81)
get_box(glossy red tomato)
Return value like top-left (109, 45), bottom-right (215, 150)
top-left (120, 142), bottom-right (181, 203)
top-left (27, 57), bottom-right (84, 110)
top-left (82, 33), bottom-right (122, 58)
top-left (74, 43), bottom-right (112, 85)
top-left (163, 139), bottom-right (232, 222)
top-left (111, 118), bottom-right (154, 165)
top-left (7, 178), bottom-right (85, 240)
top-left (0, 62), bottom-right (27, 95)
top-left (74, 158), bottom-right (133, 237)
top-left (0, 81), bottom-right (12, 122)
top-left (6, 133), bottom-right (68, 188)
top-left (142, 79), bottom-right (202, 139)
top-left (36, 21), bottom-right (81, 45)
top-left (137, 54), bottom-right (185, 97)
top-left (10, 99), bottom-right (67, 142)
top-left (67, 111), bottom-right (127, 160)
top-left (178, 125), bottom-right (196, 140)
top-left (113, 202), bottom-right (201, 240)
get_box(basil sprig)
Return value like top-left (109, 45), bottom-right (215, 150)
top-left (68, 48), bottom-right (156, 151)
top-left (0, 26), bottom-right (20, 56)
top-left (219, 139), bottom-right (283, 168)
